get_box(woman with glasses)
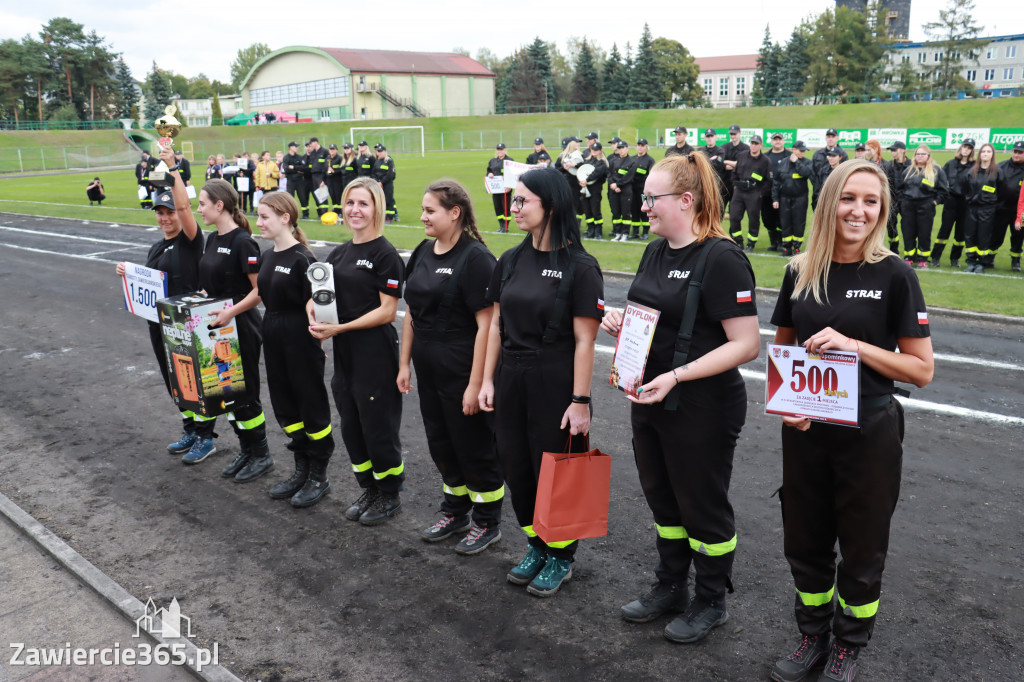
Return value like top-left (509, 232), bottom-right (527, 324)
top-left (600, 152), bottom-right (760, 644)
top-left (898, 146), bottom-right (948, 268)
top-left (478, 167), bottom-right (604, 598)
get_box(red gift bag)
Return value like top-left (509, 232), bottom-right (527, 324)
top-left (532, 437), bottom-right (611, 543)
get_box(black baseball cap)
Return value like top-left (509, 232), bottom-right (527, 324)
top-left (826, 147), bottom-right (842, 157)
top-left (1014, 140), bottom-right (1024, 151)
top-left (826, 128), bottom-right (839, 136)
top-left (308, 137), bottom-right (319, 144)
top-left (637, 138), bottom-right (649, 146)
top-left (496, 143), bottom-right (506, 149)
top-left (961, 138), bottom-right (976, 147)
top-left (792, 141), bottom-right (808, 151)
top-left (374, 143), bottom-right (386, 151)
top-left (358, 140), bottom-right (369, 146)
top-left (616, 141), bottom-right (628, 149)
top-left (590, 141), bottom-right (602, 150)
top-left (749, 135), bottom-right (763, 145)
top-left (343, 142), bottom-right (353, 149)
top-left (674, 126), bottom-right (687, 134)
top-left (288, 141), bottom-right (298, 148)
top-left (887, 141), bottom-right (906, 150)
top-left (771, 132), bottom-right (784, 140)
top-left (152, 191), bottom-right (175, 210)
top-left (561, 137), bottom-right (570, 147)
top-left (569, 135), bottom-right (582, 143)
top-left (608, 136), bottom-right (622, 144)
top-left (534, 137), bottom-right (544, 145)
top-left (855, 142), bottom-right (866, 151)
top-left (728, 124), bottom-right (741, 133)
top-left (328, 143), bottom-right (338, 149)
top-left (704, 128), bottom-right (716, 137)
top-left (586, 132), bottom-right (599, 140)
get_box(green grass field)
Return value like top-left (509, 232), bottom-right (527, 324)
top-left (1, 146), bottom-right (1021, 316)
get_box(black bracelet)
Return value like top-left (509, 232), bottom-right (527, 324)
top-left (571, 394), bottom-right (591, 404)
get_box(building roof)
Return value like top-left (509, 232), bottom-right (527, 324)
top-left (694, 54), bottom-right (759, 73)
top-left (888, 33), bottom-right (1024, 50)
top-left (318, 48), bottom-right (495, 78)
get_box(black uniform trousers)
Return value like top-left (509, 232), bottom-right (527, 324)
top-left (780, 399), bottom-right (904, 649)
top-left (311, 175), bottom-right (328, 216)
top-left (900, 198), bottom-right (936, 261)
top-left (263, 311), bottom-right (334, 462)
top-left (886, 203), bottom-right (901, 251)
top-left (330, 325), bottom-right (404, 494)
top-left (326, 174), bottom-right (344, 213)
top-left (964, 203), bottom-right (998, 267)
top-left (608, 186), bottom-right (633, 237)
top-left (494, 345), bottom-right (580, 561)
top-left (934, 196), bottom-right (966, 264)
top-left (286, 176), bottom-right (310, 216)
top-left (631, 183), bottom-right (650, 236)
top-left (192, 310), bottom-right (267, 446)
top-left (139, 183), bottom-right (153, 209)
top-left (413, 331), bottom-right (505, 527)
top-left (148, 321), bottom-right (194, 433)
top-left (491, 191), bottom-right (511, 231)
top-left (729, 188), bottom-right (762, 245)
top-left (382, 181), bottom-right (397, 220)
top-left (566, 177), bottom-right (585, 225)
top-left (779, 194), bottom-right (809, 248)
top-left (583, 185), bottom-right (604, 236)
top-left (631, 382), bottom-right (745, 601)
top-left (990, 207), bottom-right (1024, 259)
top-left (761, 196), bottom-right (781, 247)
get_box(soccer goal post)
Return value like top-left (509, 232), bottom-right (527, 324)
top-left (350, 126), bottom-right (425, 157)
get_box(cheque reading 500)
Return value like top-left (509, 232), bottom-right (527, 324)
top-left (789, 360), bottom-right (847, 398)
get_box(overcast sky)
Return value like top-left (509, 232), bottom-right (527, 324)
top-left (1, 0), bottom-right (1019, 86)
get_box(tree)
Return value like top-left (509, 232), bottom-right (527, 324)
top-left (0, 40), bottom-right (27, 122)
top-left (115, 58), bottom-right (136, 118)
top-left (777, 28), bottom-right (811, 102)
top-left (143, 62), bottom-right (174, 123)
top-left (130, 103), bottom-right (139, 129)
top-left (473, 47), bottom-right (504, 72)
top-left (628, 24), bottom-right (661, 107)
top-left (230, 42), bottom-right (271, 92)
top-left (21, 37), bottom-right (49, 121)
top-left (80, 30), bottom-right (117, 121)
top-left (893, 58), bottom-right (924, 96)
top-left (497, 48), bottom-right (546, 113)
top-left (526, 37), bottom-right (555, 111)
top-left (803, 6), bottom-right (888, 103)
top-left (547, 41), bottom-right (573, 105)
top-left (570, 38), bottom-right (599, 107)
top-left (40, 17), bottom-right (86, 112)
top-left (753, 26), bottom-right (783, 103)
top-left (651, 37), bottom-right (701, 106)
top-left (922, 0), bottom-right (987, 96)
top-left (601, 44), bottom-right (628, 107)
top-left (211, 93), bottom-right (223, 125)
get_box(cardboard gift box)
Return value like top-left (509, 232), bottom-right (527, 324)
top-left (157, 294), bottom-right (252, 417)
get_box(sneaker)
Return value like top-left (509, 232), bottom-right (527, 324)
top-left (663, 595), bottom-right (728, 643)
top-left (782, 246), bottom-right (793, 257)
top-left (744, 243), bottom-right (755, 253)
top-left (621, 581), bottom-right (689, 623)
top-left (421, 513), bottom-right (472, 542)
top-left (1013, 260), bottom-right (1022, 273)
top-left (770, 634), bottom-right (830, 682)
top-left (950, 259), bottom-right (960, 268)
top-left (344, 488), bottom-right (380, 521)
top-left (359, 492), bottom-right (402, 526)
top-left (821, 641), bottom-right (860, 681)
top-left (455, 523), bottom-right (501, 555)
top-left (507, 546), bottom-right (547, 585)
top-left (526, 555), bottom-right (572, 597)
top-left (181, 437), bottom-right (216, 465)
top-left (930, 258), bottom-right (940, 268)
top-left (916, 260), bottom-right (928, 269)
top-left (167, 432), bottom-right (198, 455)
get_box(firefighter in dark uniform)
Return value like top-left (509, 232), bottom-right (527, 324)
top-left (632, 139), bottom-right (656, 239)
top-left (311, 177), bottom-right (405, 525)
top-left (340, 142), bottom-right (359, 196)
top-left (356, 141), bottom-right (374, 178)
top-left (603, 153), bottom-right (760, 645)
top-left (699, 129), bottom-right (729, 206)
top-left (399, 179), bottom-right (505, 554)
top-left (136, 154), bottom-right (154, 209)
top-left (580, 142), bottom-right (609, 240)
top-left (184, 178), bottom-right (272, 482)
top-left (608, 141), bottom-right (637, 239)
top-left (932, 140), bottom-right (975, 268)
top-left (487, 143), bottom-right (513, 232)
top-left (325, 143), bottom-right (345, 213)
top-left (772, 141), bottom-right (813, 258)
top-left (372, 143), bottom-right (398, 222)
top-left (255, 192), bottom-right (335, 507)
top-left (811, 129), bottom-right (850, 209)
top-left (722, 125), bottom-right (749, 208)
top-left (769, 159), bottom-right (933, 682)
top-left (885, 142), bottom-right (909, 253)
top-left (898, 146), bottom-right (947, 267)
top-left (306, 138), bottom-right (330, 217)
top-left (478, 168), bottom-right (604, 598)
top-left (583, 132), bottom-right (599, 161)
top-left (556, 137), bottom-right (585, 227)
top-left (173, 150), bottom-right (192, 186)
top-left (526, 138), bottom-right (552, 167)
top-left (726, 135), bottom-right (771, 252)
top-left (991, 140), bottom-right (1024, 272)
top-left (282, 142), bottom-right (309, 219)
top-left (665, 126), bottom-right (695, 158)
top-left (763, 133), bottom-right (790, 252)
top-left (814, 148), bottom-right (844, 209)
top-left (964, 143), bottom-right (1000, 274)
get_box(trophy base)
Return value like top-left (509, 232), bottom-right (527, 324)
top-left (149, 160), bottom-right (175, 188)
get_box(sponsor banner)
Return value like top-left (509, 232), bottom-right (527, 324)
top-left (836, 129), bottom-right (868, 148)
top-left (764, 129), bottom-right (798, 146)
top-left (797, 129), bottom-right (829, 148)
top-left (989, 128), bottom-right (1024, 151)
top-left (666, 128), bottom-right (763, 146)
top-left (867, 128), bottom-right (908, 147)
top-left (906, 128), bottom-right (946, 150)
top-left (946, 128), bottom-right (990, 150)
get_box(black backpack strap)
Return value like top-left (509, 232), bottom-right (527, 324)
top-left (541, 248), bottom-right (581, 346)
top-left (664, 238), bottom-right (730, 411)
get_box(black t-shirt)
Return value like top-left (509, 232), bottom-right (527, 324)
top-left (404, 237), bottom-right (496, 333)
top-left (486, 241), bottom-right (604, 351)
top-left (325, 236), bottom-right (405, 322)
top-left (145, 228), bottom-right (203, 296)
top-left (628, 237), bottom-right (757, 383)
top-left (199, 228), bottom-right (261, 303)
top-left (256, 243), bottom-right (315, 314)
top-left (771, 255), bottom-right (930, 398)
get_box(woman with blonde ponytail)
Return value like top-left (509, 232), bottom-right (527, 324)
top-left (397, 179), bottom-right (504, 554)
top-left (601, 152), bottom-right (760, 643)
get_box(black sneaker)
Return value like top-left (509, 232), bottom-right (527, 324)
top-left (359, 492), bottom-right (402, 526)
top-left (821, 640), bottom-right (860, 681)
top-left (744, 243), bottom-right (755, 253)
top-left (621, 581), bottom-right (689, 623)
top-left (421, 513), bottom-right (471, 542)
top-left (454, 523), bottom-right (501, 555)
top-left (344, 488), bottom-right (380, 521)
top-left (663, 595), bottom-right (728, 643)
top-left (770, 633), bottom-right (830, 682)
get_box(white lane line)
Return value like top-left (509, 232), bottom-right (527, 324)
top-left (0, 243), bottom-right (123, 264)
top-left (81, 247), bottom-right (142, 258)
top-left (0, 224), bottom-right (143, 247)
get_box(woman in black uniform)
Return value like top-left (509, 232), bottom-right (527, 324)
top-left (963, 143), bottom-right (1000, 274)
top-left (932, 141), bottom-right (975, 268)
top-left (310, 177), bottom-right (405, 525)
top-left (601, 153), bottom-right (760, 644)
top-left (579, 143), bottom-right (609, 241)
top-left (116, 147), bottom-right (202, 454)
top-left (487, 143), bottom-right (514, 233)
top-left (255, 192), bottom-right (335, 507)
top-left (478, 167), bottom-right (604, 598)
top-left (769, 160), bottom-right (933, 682)
top-left (185, 178), bottom-right (273, 483)
top-left (398, 179), bottom-right (504, 554)
top-left (898, 146), bottom-right (948, 268)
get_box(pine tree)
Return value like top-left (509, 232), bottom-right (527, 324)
top-left (629, 24), bottom-right (661, 108)
top-left (526, 37), bottom-right (554, 111)
top-left (778, 28), bottom-right (810, 101)
top-left (923, 0), bottom-right (987, 96)
top-left (211, 93), bottom-right (223, 125)
top-left (622, 43), bottom-right (634, 106)
top-left (129, 103), bottom-right (139, 129)
top-left (498, 48), bottom-right (546, 112)
top-left (115, 58), bottom-right (136, 118)
top-left (602, 44), bottom-right (627, 108)
top-left (143, 62), bottom-right (173, 124)
top-left (571, 39), bottom-right (599, 106)
top-left (753, 26), bottom-right (783, 103)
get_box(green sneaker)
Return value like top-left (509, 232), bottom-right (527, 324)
top-left (526, 556), bottom-right (573, 597)
top-left (506, 546), bottom-right (547, 585)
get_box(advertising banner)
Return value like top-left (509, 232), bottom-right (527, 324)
top-left (906, 129), bottom-right (946, 150)
top-left (764, 129), bottom-right (798, 146)
top-left (836, 129), bottom-right (868, 148)
top-left (946, 128), bottom-right (990, 150)
top-left (988, 129), bottom-right (1024, 151)
top-left (867, 128), bottom-right (908, 148)
top-left (797, 129), bottom-right (829, 149)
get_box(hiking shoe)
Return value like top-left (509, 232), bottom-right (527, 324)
top-left (181, 437), bottom-right (216, 465)
top-left (421, 513), bottom-right (472, 542)
top-left (167, 432), bottom-right (198, 454)
top-left (220, 451), bottom-right (251, 478)
top-left (507, 546), bottom-right (547, 585)
top-left (770, 633), bottom-right (830, 682)
top-left (359, 492), bottom-right (402, 526)
top-left (621, 581), bottom-right (689, 623)
top-left (821, 641), bottom-right (860, 681)
top-left (455, 523), bottom-right (501, 555)
top-left (664, 595), bottom-right (728, 643)
top-left (344, 488), bottom-right (380, 521)
top-left (526, 556), bottom-right (572, 597)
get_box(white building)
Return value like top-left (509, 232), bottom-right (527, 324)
top-left (884, 33), bottom-right (1024, 97)
top-left (694, 55), bottom-right (758, 108)
top-left (172, 95), bottom-right (244, 127)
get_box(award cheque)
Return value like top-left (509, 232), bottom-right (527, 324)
top-left (764, 343), bottom-right (861, 427)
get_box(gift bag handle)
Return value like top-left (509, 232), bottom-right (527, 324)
top-left (562, 433), bottom-right (591, 455)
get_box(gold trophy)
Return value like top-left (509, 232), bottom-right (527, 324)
top-left (149, 105), bottom-right (182, 187)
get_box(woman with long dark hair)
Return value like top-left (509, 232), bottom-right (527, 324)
top-left (963, 143), bottom-right (999, 273)
top-left (933, 140), bottom-right (976, 268)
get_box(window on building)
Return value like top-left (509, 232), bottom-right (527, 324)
top-left (719, 77), bottom-right (729, 98)
top-left (1005, 68), bottom-right (1015, 80)
top-left (933, 52), bottom-right (941, 62)
top-left (736, 76), bottom-right (746, 96)
top-left (250, 77), bottom-right (351, 107)
top-left (1007, 46), bottom-right (1017, 58)
top-left (883, 75), bottom-right (892, 85)
top-left (984, 68), bottom-right (996, 80)
top-left (902, 54), bottom-right (910, 63)
top-left (703, 78), bottom-right (713, 98)
top-left (917, 52), bottom-right (926, 63)
top-left (966, 70), bottom-right (977, 81)
top-left (986, 48), bottom-right (995, 59)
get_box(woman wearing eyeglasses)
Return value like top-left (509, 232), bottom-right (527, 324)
top-left (600, 153), bottom-right (760, 644)
top-left (478, 167), bottom-right (604, 598)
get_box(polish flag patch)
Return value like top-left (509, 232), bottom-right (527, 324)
top-left (386, 278), bottom-right (399, 289)
top-left (247, 256), bottom-right (258, 265)
top-left (597, 299), bottom-right (605, 311)
top-left (918, 312), bottom-right (928, 325)
top-left (736, 290), bottom-right (752, 303)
